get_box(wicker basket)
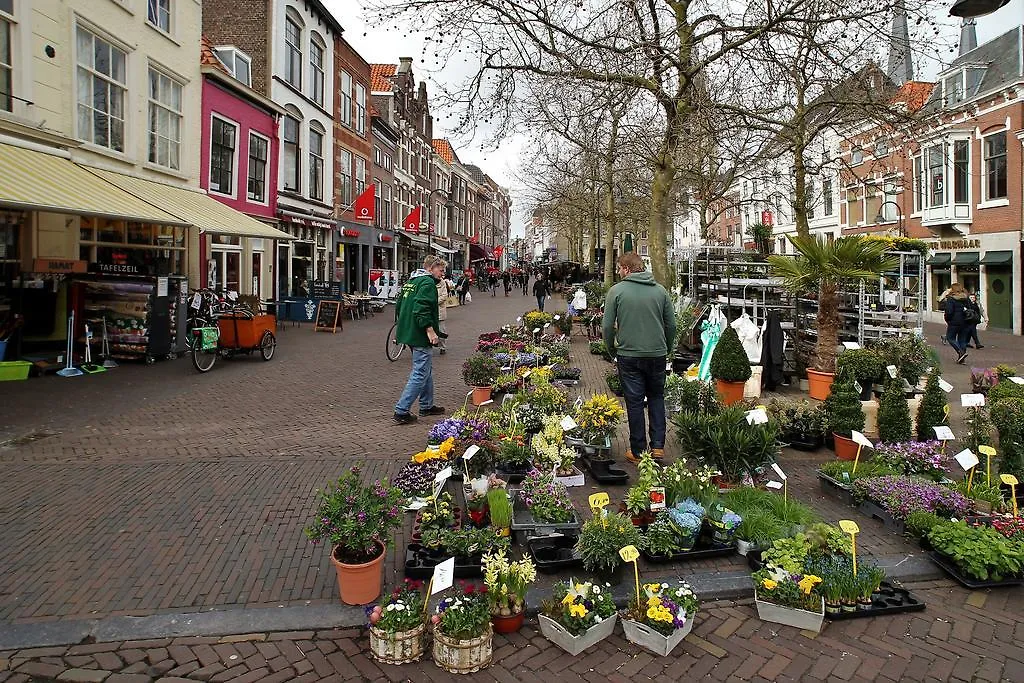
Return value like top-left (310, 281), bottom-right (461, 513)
top-left (432, 624), bottom-right (493, 674)
top-left (369, 623), bottom-right (426, 665)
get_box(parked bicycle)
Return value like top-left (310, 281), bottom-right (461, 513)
top-left (189, 290), bottom-right (276, 372)
top-left (386, 322), bottom-right (406, 361)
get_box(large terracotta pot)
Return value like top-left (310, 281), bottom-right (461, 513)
top-left (833, 433), bottom-right (859, 461)
top-left (806, 370), bottom-right (835, 401)
top-left (491, 610), bottom-right (525, 634)
top-left (471, 386), bottom-right (493, 406)
top-left (331, 542), bottom-right (386, 605)
top-left (715, 379), bottom-right (746, 406)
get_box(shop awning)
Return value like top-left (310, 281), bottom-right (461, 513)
top-left (980, 250), bottom-right (1013, 265)
top-left (85, 168), bottom-right (294, 240)
top-left (432, 243), bottom-right (459, 255)
top-left (470, 243), bottom-right (495, 261)
top-left (400, 230), bottom-right (429, 246)
top-left (0, 143), bottom-right (186, 224)
top-left (926, 253), bottom-right (951, 266)
top-left (952, 252), bottom-right (979, 266)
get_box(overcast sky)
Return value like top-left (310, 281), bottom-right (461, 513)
top-left (327, 0), bottom-right (1024, 240)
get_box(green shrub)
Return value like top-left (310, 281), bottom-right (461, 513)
top-left (710, 327), bottom-right (752, 383)
top-left (869, 335), bottom-right (932, 385)
top-left (677, 378), bottom-right (722, 416)
top-left (991, 397), bottom-right (1024, 477)
top-left (836, 348), bottom-right (884, 387)
top-left (965, 406), bottom-right (995, 455)
top-left (905, 511), bottom-right (944, 539)
top-left (823, 371), bottom-right (864, 437)
top-left (929, 521), bottom-right (1024, 581)
top-left (988, 379), bottom-right (1024, 407)
top-left (673, 404), bottom-right (778, 482)
top-left (877, 378), bottom-right (912, 443)
top-left (916, 368), bottom-right (948, 442)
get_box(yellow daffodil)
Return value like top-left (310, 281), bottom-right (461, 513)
top-left (762, 578), bottom-right (778, 590)
top-left (562, 593), bottom-right (575, 606)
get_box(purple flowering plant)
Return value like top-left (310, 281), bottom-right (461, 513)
top-left (428, 417), bottom-right (491, 444)
top-left (520, 469), bottom-right (575, 523)
top-left (304, 467), bottom-right (405, 564)
top-left (874, 441), bottom-right (948, 479)
top-left (852, 475), bottom-right (969, 522)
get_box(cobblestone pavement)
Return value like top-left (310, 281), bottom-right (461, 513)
top-left (4, 289), bottom-right (1024, 680)
top-left (2, 580), bottom-right (1023, 682)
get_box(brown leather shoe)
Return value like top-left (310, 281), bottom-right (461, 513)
top-left (652, 448), bottom-right (666, 461)
top-left (625, 450), bottom-right (639, 464)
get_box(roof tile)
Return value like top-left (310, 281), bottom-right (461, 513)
top-left (432, 139), bottom-right (455, 164)
top-left (370, 64), bottom-right (397, 93)
top-left (200, 37), bottom-right (232, 75)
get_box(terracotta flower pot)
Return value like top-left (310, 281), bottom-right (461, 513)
top-left (715, 379), bottom-right (746, 406)
top-left (471, 386), bottom-right (493, 406)
top-left (833, 433), bottom-right (859, 461)
top-left (806, 369), bottom-right (835, 401)
top-left (491, 610), bottom-right (525, 634)
top-left (331, 542), bottom-right (386, 605)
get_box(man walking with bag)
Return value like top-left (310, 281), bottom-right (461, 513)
top-left (393, 256), bottom-right (448, 424)
top-left (602, 253), bottom-right (676, 462)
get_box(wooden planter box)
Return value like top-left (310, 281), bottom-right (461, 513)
top-left (538, 613), bottom-right (617, 656)
top-left (754, 592), bottom-right (825, 632)
top-left (370, 624), bottom-right (426, 665)
top-left (621, 615), bottom-right (694, 656)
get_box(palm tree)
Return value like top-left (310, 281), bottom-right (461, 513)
top-left (768, 235), bottom-right (896, 374)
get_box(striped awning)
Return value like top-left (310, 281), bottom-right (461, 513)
top-left (0, 143), bottom-right (186, 224)
top-left (86, 168), bottom-right (293, 240)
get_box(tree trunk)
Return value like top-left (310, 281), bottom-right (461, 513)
top-left (792, 81), bottom-right (811, 239)
top-left (649, 159), bottom-right (675, 287)
top-left (816, 281), bottom-right (840, 373)
top-left (603, 111), bottom-right (620, 285)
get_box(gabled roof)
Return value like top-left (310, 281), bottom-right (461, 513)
top-left (432, 139), bottom-right (457, 164)
top-left (921, 26), bottom-right (1023, 113)
top-left (200, 37), bottom-right (231, 76)
top-left (891, 81), bottom-right (935, 113)
top-left (462, 163), bottom-right (488, 185)
top-left (370, 64), bottom-right (397, 93)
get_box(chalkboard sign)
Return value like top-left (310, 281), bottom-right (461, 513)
top-left (314, 300), bottom-right (340, 333)
top-left (312, 281), bottom-right (343, 298)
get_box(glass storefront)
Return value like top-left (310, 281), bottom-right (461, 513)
top-left (79, 217), bottom-right (187, 275)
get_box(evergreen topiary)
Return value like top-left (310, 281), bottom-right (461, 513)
top-left (823, 371), bottom-right (864, 438)
top-left (916, 369), bottom-right (948, 442)
top-left (877, 378), bottom-right (912, 443)
top-left (710, 326), bottom-right (752, 383)
top-left (836, 348), bottom-right (885, 389)
top-left (991, 398), bottom-right (1024, 477)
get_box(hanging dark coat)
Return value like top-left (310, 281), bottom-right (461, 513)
top-left (760, 311), bottom-right (786, 391)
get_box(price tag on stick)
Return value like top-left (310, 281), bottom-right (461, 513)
top-left (886, 365), bottom-right (898, 379)
top-left (955, 449), bottom-right (979, 492)
top-left (842, 341), bottom-right (862, 350)
top-left (939, 377), bottom-right (954, 393)
top-left (1001, 474), bottom-right (1019, 517)
top-left (618, 545), bottom-right (642, 610)
top-left (1010, 377), bottom-right (1024, 385)
top-left (979, 445), bottom-right (996, 484)
top-left (766, 480), bottom-right (783, 490)
top-left (851, 431), bottom-right (873, 474)
top-left (839, 520), bottom-right (860, 576)
top-left (933, 426), bottom-right (955, 441)
top-left (560, 416), bottom-right (578, 432)
top-left (745, 408), bottom-right (768, 425)
top-left (424, 557), bottom-right (456, 619)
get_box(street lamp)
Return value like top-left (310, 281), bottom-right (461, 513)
top-left (875, 200), bottom-right (905, 237)
top-left (949, 0), bottom-right (1009, 17)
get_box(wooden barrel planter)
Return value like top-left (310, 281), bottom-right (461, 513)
top-left (432, 625), bottom-right (492, 674)
top-left (369, 623), bottom-right (426, 665)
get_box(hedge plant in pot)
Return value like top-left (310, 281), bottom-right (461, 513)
top-left (575, 511), bottom-right (642, 585)
top-left (710, 326), bottom-right (752, 406)
top-left (482, 549), bottom-right (537, 634)
top-left (304, 468), bottom-right (405, 605)
top-left (367, 579), bottom-right (427, 665)
top-left (916, 368), bottom-right (948, 442)
top-left (463, 354), bottom-right (501, 406)
top-left (836, 348), bottom-right (884, 400)
top-left (768, 235), bottom-right (895, 400)
top-left (431, 587), bottom-right (493, 674)
top-left (823, 372), bottom-right (865, 460)
top-left (877, 378), bottom-right (913, 444)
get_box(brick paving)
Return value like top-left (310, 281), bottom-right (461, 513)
top-left (4, 288), bottom-right (1024, 678)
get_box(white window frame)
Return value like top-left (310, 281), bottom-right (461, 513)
top-left (214, 46), bottom-right (251, 86)
top-left (338, 148), bottom-right (352, 206)
top-left (354, 83), bottom-right (366, 135)
top-left (339, 71), bottom-right (352, 127)
top-left (309, 124), bottom-right (324, 201)
top-left (284, 15), bottom-right (302, 90)
top-left (247, 131), bottom-right (270, 205)
top-left (75, 25), bottom-right (128, 153)
top-left (147, 0), bottom-right (171, 35)
top-left (282, 113), bottom-right (301, 192)
top-left (209, 114), bottom-right (239, 198)
top-left (851, 147), bottom-right (863, 165)
top-left (982, 130), bottom-right (1008, 204)
top-left (309, 35), bottom-right (325, 106)
top-left (147, 66), bottom-right (182, 170)
top-left (355, 156), bottom-right (367, 197)
top-left (0, 2), bottom-right (14, 113)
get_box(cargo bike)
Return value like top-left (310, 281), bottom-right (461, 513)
top-left (191, 307), bottom-right (277, 373)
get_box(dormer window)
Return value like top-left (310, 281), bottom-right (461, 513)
top-left (942, 66), bottom-right (986, 107)
top-left (214, 46), bottom-right (251, 86)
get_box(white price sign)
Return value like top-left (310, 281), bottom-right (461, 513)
top-left (462, 445), bottom-right (480, 461)
top-left (933, 426), bottom-right (955, 441)
top-left (745, 408), bottom-right (769, 425)
top-left (431, 557), bottom-right (455, 594)
top-left (771, 463), bottom-right (787, 481)
top-left (954, 449), bottom-right (979, 471)
top-left (190, 293), bottom-right (201, 309)
top-left (961, 393), bottom-right (986, 408)
top-left (1010, 377), bottom-right (1024, 385)
top-left (842, 341), bottom-right (862, 350)
top-left (939, 377), bottom-right (953, 393)
top-left (533, 327), bottom-right (541, 334)
top-left (766, 480), bottom-right (784, 490)
top-left (553, 315), bottom-right (561, 321)
top-left (851, 431), bottom-right (874, 449)
top-left (886, 365), bottom-right (898, 379)
top-left (854, 380), bottom-right (863, 394)
top-left (560, 416), bottom-right (578, 432)
top-left (434, 466), bottom-right (453, 485)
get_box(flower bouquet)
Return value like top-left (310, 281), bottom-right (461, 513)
top-left (539, 579), bottom-right (618, 656)
top-left (752, 569), bottom-right (825, 632)
top-left (622, 581), bottom-right (701, 656)
top-left (367, 580), bottom-right (427, 664)
top-left (569, 394), bottom-right (625, 453)
top-left (482, 549), bottom-right (537, 633)
top-left (431, 586), bottom-right (493, 674)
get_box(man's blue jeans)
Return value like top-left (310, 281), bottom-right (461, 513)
top-left (617, 355), bottom-right (667, 454)
top-left (536, 294), bottom-right (545, 311)
top-left (395, 347), bottom-right (434, 415)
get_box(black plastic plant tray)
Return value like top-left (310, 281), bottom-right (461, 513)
top-left (827, 582), bottom-right (926, 620)
top-left (817, 471), bottom-right (856, 506)
top-left (404, 544), bottom-right (482, 579)
top-left (494, 465), bottom-right (532, 485)
top-left (857, 499), bottom-right (906, 534)
top-left (928, 551), bottom-right (1024, 589)
top-left (641, 543), bottom-right (735, 564)
top-left (748, 549), bottom-right (764, 571)
top-left (527, 534), bottom-right (582, 573)
top-left (583, 457), bottom-right (629, 484)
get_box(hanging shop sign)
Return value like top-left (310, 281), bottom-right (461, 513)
top-left (32, 259), bottom-right (87, 274)
top-left (378, 233), bottom-right (393, 243)
top-left (761, 210), bottom-right (773, 226)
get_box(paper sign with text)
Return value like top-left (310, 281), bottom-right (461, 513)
top-left (939, 377), bottom-right (953, 393)
top-left (560, 416), bottom-right (578, 432)
top-left (745, 408), bottom-right (769, 425)
top-left (886, 365), bottom-right (898, 379)
top-left (954, 449), bottom-right (979, 471)
top-left (431, 558), bottom-right (455, 594)
top-left (462, 445), bottom-right (480, 461)
top-left (649, 487), bottom-right (666, 511)
top-left (435, 466), bottom-right (453, 485)
top-left (771, 463), bottom-right (787, 481)
top-left (766, 480), bottom-right (784, 490)
top-left (933, 426), bottom-right (955, 441)
top-left (851, 431), bottom-right (874, 449)
top-left (961, 393), bottom-right (986, 408)
top-left (854, 380), bottom-right (863, 394)
top-left (842, 341), bottom-right (862, 350)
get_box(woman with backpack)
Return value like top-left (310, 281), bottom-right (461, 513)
top-left (942, 282), bottom-right (972, 364)
top-left (966, 293), bottom-right (985, 349)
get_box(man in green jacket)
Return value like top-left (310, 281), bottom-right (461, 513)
top-left (393, 255), bottom-right (449, 424)
top-left (602, 253), bottom-right (676, 461)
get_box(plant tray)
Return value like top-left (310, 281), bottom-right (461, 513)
top-left (817, 471), bottom-right (857, 506)
top-left (509, 490), bottom-right (581, 536)
top-left (857, 499), bottom-right (906, 534)
top-left (621, 616), bottom-right (693, 657)
top-left (928, 551), bottom-right (1024, 589)
top-left (826, 582), bottom-right (926, 620)
top-left (494, 464), bottom-right (533, 485)
top-left (404, 544), bottom-right (482, 579)
top-left (526, 534), bottom-right (582, 573)
top-left (754, 593), bottom-right (825, 632)
top-left (565, 434), bottom-right (612, 456)
top-left (641, 542), bottom-right (735, 564)
top-left (785, 436), bottom-right (824, 452)
top-left (583, 457), bottom-right (629, 484)
top-left (410, 508), bottom-right (462, 543)
top-left (555, 466), bottom-right (586, 488)
top-left (539, 613), bottom-right (617, 657)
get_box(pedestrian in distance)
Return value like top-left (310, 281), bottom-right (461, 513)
top-left (942, 282), bottom-right (971, 364)
top-left (532, 272), bottom-right (550, 312)
top-left (502, 271), bottom-right (511, 296)
top-left (393, 255), bottom-right (448, 425)
top-left (521, 271), bottom-right (529, 295)
top-left (489, 272), bottom-right (498, 297)
top-left (436, 273), bottom-right (451, 355)
top-left (966, 293), bottom-right (985, 349)
top-left (602, 253), bottom-right (676, 463)
top-left (456, 273), bottom-right (469, 306)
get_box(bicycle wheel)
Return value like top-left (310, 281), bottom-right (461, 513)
top-left (259, 330), bottom-right (276, 361)
top-left (191, 334), bottom-right (218, 373)
top-left (386, 324), bottom-right (406, 361)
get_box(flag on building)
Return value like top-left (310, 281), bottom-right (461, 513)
top-left (403, 206), bottom-right (421, 234)
top-left (353, 184), bottom-right (376, 222)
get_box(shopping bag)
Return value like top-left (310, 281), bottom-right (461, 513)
top-left (465, 291), bottom-right (473, 304)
